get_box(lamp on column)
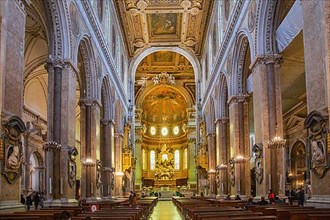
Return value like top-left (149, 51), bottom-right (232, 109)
top-left (267, 136), bottom-right (286, 149)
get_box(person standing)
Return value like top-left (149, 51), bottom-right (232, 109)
top-left (39, 192), bottom-right (45, 208)
top-left (297, 188), bottom-right (305, 207)
top-left (33, 192), bottom-right (40, 210)
top-left (268, 189), bottom-right (275, 200)
top-left (26, 194), bottom-right (32, 211)
top-left (129, 191), bottom-right (134, 206)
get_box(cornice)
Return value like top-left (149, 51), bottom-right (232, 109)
top-left (78, 0), bottom-right (128, 112)
top-left (202, 0), bottom-right (247, 112)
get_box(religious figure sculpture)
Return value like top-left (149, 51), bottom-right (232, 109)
top-left (6, 145), bottom-right (21, 170)
top-left (252, 143), bottom-right (263, 184)
top-left (311, 140), bottom-right (326, 166)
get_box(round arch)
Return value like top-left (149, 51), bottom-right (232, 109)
top-left (231, 31), bottom-right (253, 96)
top-left (100, 75), bottom-right (113, 120)
top-left (255, 0), bottom-right (278, 55)
top-left (129, 47), bottom-right (201, 84)
top-left (76, 35), bottom-right (98, 99)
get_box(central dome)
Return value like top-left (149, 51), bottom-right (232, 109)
top-left (142, 86), bottom-right (187, 124)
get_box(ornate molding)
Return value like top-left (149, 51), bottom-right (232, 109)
top-left (79, 0), bottom-right (128, 112)
top-left (202, 0), bottom-right (246, 110)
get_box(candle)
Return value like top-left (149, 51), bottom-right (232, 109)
top-left (91, 183), bottom-right (94, 194)
top-left (238, 181), bottom-right (240, 193)
top-left (49, 178), bottom-right (52, 194)
top-left (108, 185), bottom-right (110, 194)
top-left (269, 174), bottom-right (272, 188)
top-left (279, 174), bottom-right (283, 191)
top-left (221, 182), bottom-right (224, 194)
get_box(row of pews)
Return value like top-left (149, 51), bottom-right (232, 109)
top-left (0, 197), bottom-right (158, 220)
top-left (172, 196), bottom-right (330, 220)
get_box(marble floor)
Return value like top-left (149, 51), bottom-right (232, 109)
top-left (149, 201), bottom-right (183, 220)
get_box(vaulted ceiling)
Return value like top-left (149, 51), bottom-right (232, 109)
top-left (114, 0), bottom-right (214, 57)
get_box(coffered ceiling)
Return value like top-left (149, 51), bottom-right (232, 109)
top-left (114, 0), bottom-right (214, 57)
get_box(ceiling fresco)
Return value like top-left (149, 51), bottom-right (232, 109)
top-left (142, 87), bottom-right (187, 124)
top-left (114, 0), bottom-right (214, 57)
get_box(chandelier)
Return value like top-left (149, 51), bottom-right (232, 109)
top-left (152, 71), bottom-right (175, 85)
top-left (267, 136), bottom-right (286, 149)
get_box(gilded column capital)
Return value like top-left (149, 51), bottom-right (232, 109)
top-left (101, 119), bottom-right (115, 126)
top-left (227, 94), bottom-right (250, 105)
top-left (249, 54), bottom-right (282, 71)
top-left (215, 118), bottom-right (229, 124)
top-left (79, 98), bottom-right (100, 108)
top-left (45, 57), bottom-right (65, 71)
top-left (114, 133), bottom-right (124, 139)
top-left (206, 133), bottom-right (216, 138)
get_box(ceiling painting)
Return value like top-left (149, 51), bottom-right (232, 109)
top-left (114, 0), bottom-right (214, 57)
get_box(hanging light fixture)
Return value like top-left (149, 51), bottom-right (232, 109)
top-left (267, 136), bottom-right (286, 149)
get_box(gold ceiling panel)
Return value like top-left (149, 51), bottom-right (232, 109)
top-left (114, 0), bottom-right (214, 57)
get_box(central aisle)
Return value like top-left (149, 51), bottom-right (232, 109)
top-left (149, 200), bottom-right (183, 220)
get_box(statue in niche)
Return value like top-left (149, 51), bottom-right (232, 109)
top-left (252, 143), bottom-right (263, 184)
top-left (6, 145), bottom-right (22, 170)
top-left (311, 140), bottom-right (326, 167)
top-left (304, 110), bottom-right (329, 178)
top-left (229, 158), bottom-right (235, 187)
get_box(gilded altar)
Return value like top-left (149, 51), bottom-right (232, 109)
top-left (154, 144), bottom-right (175, 180)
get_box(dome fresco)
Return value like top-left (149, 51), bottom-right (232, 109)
top-left (142, 87), bottom-right (187, 124)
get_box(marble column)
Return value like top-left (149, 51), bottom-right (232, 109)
top-left (100, 119), bottom-right (114, 199)
top-left (114, 133), bottom-right (124, 197)
top-left (207, 133), bottom-right (216, 195)
top-left (44, 60), bottom-right (78, 205)
top-left (250, 55), bottom-right (284, 196)
top-left (0, 0), bottom-right (26, 212)
top-left (215, 118), bottom-right (229, 196)
top-left (134, 135), bottom-right (142, 190)
top-left (187, 131), bottom-right (197, 189)
top-left (228, 95), bottom-right (250, 197)
top-left (79, 99), bottom-right (100, 202)
top-left (302, 0), bottom-right (330, 207)
top-left (44, 59), bottom-right (63, 204)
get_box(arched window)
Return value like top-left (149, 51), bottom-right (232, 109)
top-left (174, 150), bottom-right (180, 170)
top-left (142, 149), bottom-right (146, 170)
top-left (183, 148), bottom-right (188, 169)
top-left (150, 150), bottom-right (155, 170)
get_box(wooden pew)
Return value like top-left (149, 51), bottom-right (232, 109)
top-left (197, 211), bottom-right (264, 220)
top-left (307, 213), bottom-right (330, 220)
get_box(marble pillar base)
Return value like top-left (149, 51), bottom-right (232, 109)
top-left (0, 200), bottom-right (25, 213)
top-left (44, 198), bottom-right (78, 207)
top-left (306, 195), bottom-right (330, 208)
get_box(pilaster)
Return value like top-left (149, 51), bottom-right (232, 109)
top-left (100, 119), bottom-right (115, 200)
top-left (215, 118), bottom-right (229, 196)
top-left (228, 94), bottom-right (250, 197)
top-left (250, 55), bottom-right (284, 196)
